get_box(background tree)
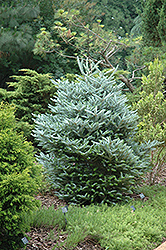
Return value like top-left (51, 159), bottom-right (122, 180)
top-left (141, 0), bottom-right (166, 47)
top-left (34, 8), bottom-right (145, 93)
top-left (0, 1), bottom-right (40, 88)
top-left (0, 0), bottom-right (93, 89)
top-left (92, 0), bottom-right (141, 37)
top-left (126, 0), bottom-right (166, 84)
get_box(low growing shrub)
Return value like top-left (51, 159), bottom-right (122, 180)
top-left (33, 59), bottom-right (158, 205)
top-left (0, 102), bottom-right (42, 250)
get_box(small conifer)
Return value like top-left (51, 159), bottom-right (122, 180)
top-left (33, 59), bottom-right (158, 204)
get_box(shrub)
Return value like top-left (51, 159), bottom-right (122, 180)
top-left (132, 59), bottom-right (166, 184)
top-left (0, 102), bottom-right (42, 250)
top-left (33, 59), bottom-right (158, 205)
top-left (4, 69), bottom-right (57, 141)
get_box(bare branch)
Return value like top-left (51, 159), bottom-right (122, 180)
top-left (131, 65), bottom-right (146, 79)
top-left (107, 47), bottom-right (120, 59)
top-left (102, 39), bottom-right (113, 54)
top-left (99, 51), bottom-right (114, 69)
top-left (129, 77), bottom-right (142, 82)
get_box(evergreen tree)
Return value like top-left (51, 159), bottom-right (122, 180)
top-left (33, 59), bottom-right (158, 205)
top-left (0, 0), bottom-right (96, 88)
top-left (3, 69), bottom-right (57, 141)
top-left (141, 0), bottom-right (166, 46)
top-left (0, 2), bottom-right (40, 88)
top-left (157, 1), bottom-right (166, 44)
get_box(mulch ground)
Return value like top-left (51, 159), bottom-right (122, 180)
top-left (23, 192), bottom-right (104, 250)
top-left (22, 166), bottom-right (166, 250)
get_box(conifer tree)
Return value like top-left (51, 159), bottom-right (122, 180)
top-left (6, 69), bottom-right (57, 141)
top-left (33, 59), bottom-right (158, 205)
top-left (157, 1), bottom-right (166, 44)
top-left (0, 2), bottom-right (40, 87)
top-left (141, 0), bottom-right (166, 46)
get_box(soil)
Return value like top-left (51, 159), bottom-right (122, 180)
top-left (23, 192), bottom-right (104, 250)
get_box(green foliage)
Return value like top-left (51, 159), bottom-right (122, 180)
top-left (34, 7), bottom-right (128, 66)
top-left (0, 1), bottom-right (40, 87)
top-left (23, 204), bottom-right (65, 230)
top-left (130, 15), bottom-right (143, 38)
top-left (141, 0), bottom-right (166, 46)
top-left (0, 0), bottom-right (80, 89)
top-left (33, 59), bottom-right (158, 205)
top-left (157, 1), bottom-right (166, 44)
top-left (93, 0), bottom-right (140, 37)
top-left (34, 4), bottom-right (142, 92)
top-left (3, 69), bottom-right (57, 140)
top-left (132, 59), bottom-right (166, 184)
top-left (23, 185), bottom-right (166, 250)
top-left (127, 1), bottom-right (166, 81)
top-left (0, 102), bottom-right (42, 250)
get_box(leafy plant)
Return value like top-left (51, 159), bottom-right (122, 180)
top-left (34, 7), bottom-right (141, 92)
top-left (132, 59), bottom-right (166, 184)
top-left (33, 59), bottom-right (158, 205)
top-left (0, 102), bottom-right (42, 250)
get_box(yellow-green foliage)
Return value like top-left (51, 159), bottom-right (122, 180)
top-left (133, 59), bottom-right (166, 183)
top-left (134, 59), bottom-right (166, 143)
top-left (0, 102), bottom-right (42, 250)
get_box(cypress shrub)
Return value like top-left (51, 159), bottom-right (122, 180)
top-left (0, 102), bottom-right (42, 250)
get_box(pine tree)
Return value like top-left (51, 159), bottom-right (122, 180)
top-left (0, 2), bottom-right (40, 87)
top-left (33, 59), bottom-right (158, 205)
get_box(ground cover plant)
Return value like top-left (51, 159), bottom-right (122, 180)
top-left (33, 59), bottom-right (158, 205)
top-left (23, 184), bottom-right (166, 250)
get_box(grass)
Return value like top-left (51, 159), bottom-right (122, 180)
top-left (23, 184), bottom-right (166, 250)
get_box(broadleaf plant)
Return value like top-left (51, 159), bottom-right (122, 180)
top-left (33, 58), bottom-right (158, 205)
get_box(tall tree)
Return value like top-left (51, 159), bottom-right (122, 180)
top-left (0, 1), bottom-right (40, 87)
top-left (0, 0), bottom-right (97, 88)
top-left (34, 7), bottom-right (147, 93)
